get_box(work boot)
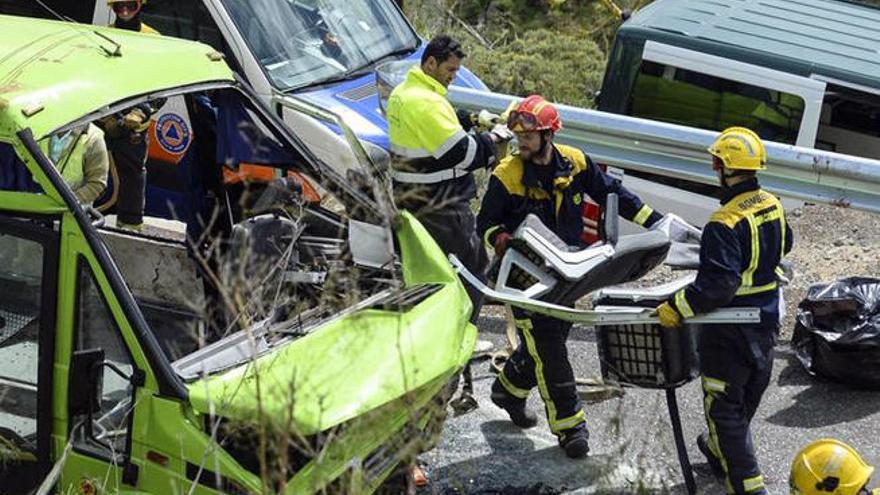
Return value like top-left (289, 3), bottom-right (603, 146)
top-left (490, 382), bottom-right (537, 428)
top-left (558, 425), bottom-right (590, 459)
top-left (697, 433), bottom-right (725, 478)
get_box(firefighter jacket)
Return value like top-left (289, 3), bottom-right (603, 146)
top-left (113, 16), bottom-right (159, 35)
top-left (669, 178), bottom-right (793, 326)
top-left (386, 66), bottom-right (497, 210)
top-left (477, 143), bottom-right (662, 249)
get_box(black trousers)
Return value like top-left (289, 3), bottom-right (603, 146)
top-left (494, 311), bottom-right (585, 435)
top-left (108, 134), bottom-right (148, 226)
top-left (417, 205), bottom-right (488, 324)
top-left (699, 324), bottom-right (775, 495)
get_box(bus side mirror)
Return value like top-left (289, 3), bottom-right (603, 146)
top-left (69, 348), bottom-right (105, 417)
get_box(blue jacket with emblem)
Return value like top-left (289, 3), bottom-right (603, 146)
top-left (669, 178), bottom-right (793, 326)
top-left (477, 143), bottom-right (662, 249)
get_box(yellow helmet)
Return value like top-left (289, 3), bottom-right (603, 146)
top-left (790, 439), bottom-right (874, 495)
top-left (708, 126), bottom-right (767, 171)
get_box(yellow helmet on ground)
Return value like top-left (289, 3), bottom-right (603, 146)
top-left (708, 126), bottom-right (767, 171)
top-left (790, 439), bottom-right (874, 495)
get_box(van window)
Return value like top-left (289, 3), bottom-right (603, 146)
top-left (0, 233), bottom-right (45, 452)
top-left (72, 259), bottom-right (135, 458)
top-left (816, 83), bottom-right (880, 160)
top-left (628, 60), bottom-right (805, 145)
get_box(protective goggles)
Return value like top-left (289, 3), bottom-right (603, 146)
top-left (111, 1), bottom-right (141, 13)
top-left (506, 110), bottom-right (542, 132)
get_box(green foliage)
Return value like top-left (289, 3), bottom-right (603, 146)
top-left (464, 28), bottom-right (606, 108)
top-left (404, 0), bottom-right (653, 108)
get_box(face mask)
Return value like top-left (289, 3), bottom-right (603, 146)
top-left (48, 130), bottom-right (74, 164)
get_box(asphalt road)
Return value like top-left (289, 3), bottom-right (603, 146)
top-left (421, 313), bottom-right (880, 494)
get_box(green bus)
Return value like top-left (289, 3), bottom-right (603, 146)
top-left (0, 14), bottom-right (473, 494)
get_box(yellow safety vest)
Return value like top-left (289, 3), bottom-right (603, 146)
top-left (386, 66), bottom-right (471, 184)
top-left (41, 128), bottom-right (90, 189)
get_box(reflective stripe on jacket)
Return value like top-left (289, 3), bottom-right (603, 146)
top-left (386, 66), bottom-right (496, 208)
top-left (670, 178), bottom-right (793, 325)
top-left (140, 22), bottom-right (159, 35)
top-left (477, 143), bottom-right (661, 248)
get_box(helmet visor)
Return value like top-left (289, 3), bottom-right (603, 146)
top-left (507, 110), bottom-right (540, 133)
top-left (112, 1), bottom-right (140, 15)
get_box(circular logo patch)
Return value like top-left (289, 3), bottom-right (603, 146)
top-left (156, 113), bottom-right (191, 154)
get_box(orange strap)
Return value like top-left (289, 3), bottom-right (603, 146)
top-left (223, 164), bottom-right (321, 203)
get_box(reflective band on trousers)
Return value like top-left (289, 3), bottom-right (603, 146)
top-left (735, 281), bottom-right (777, 296)
top-left (743, 475), bottom-right (765, 493)
top-left (498, 370), bottom-right (530, 399)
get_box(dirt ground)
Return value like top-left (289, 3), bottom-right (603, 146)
top-left (426, 202), bottom-right (880, 494)
top-left (780, 203), bottom-right (880, 338)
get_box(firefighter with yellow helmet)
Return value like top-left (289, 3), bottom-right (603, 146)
top-left (790, 439), bottom-right (878, 495)
top-left (655, 127), bottom-right (793, 494)
top-left (107, 0), bottom-right (157, 33)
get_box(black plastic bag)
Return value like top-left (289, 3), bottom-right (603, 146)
top-left (792, 277), bottom-right (880, 389)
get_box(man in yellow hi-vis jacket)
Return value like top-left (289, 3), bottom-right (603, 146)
top-left (656, 127), bottom-right (793, 495)
top-left (386, 34), bottom-right (509, 323)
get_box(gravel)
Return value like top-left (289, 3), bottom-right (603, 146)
top-left (782, 204), bottom-right (880, 338)
top-left (424, 203), bottom-right (880, 494)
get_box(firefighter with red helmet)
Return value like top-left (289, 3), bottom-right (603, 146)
top-left (477, 95), bottom-right (664, 458)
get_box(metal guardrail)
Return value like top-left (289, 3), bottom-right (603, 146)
top-left (448, 86), bottom-right (880, 213)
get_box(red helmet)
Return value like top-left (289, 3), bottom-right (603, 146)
top-left (507, 95), bottom-right (562, 133)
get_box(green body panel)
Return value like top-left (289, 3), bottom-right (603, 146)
top-left (284, 374), bottom-right (451, 494)
top-left (188, 211), bottom-right (475, 434)
top-left (131, 396), bottom-right (261, 494)
top-left (396, 210), bottom-right (461, 287)
top-left (0, 14), bottom-right (233, 140)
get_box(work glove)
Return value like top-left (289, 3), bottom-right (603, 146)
top-left (654, 302), bottom-right (682, 329)
top-left (99, 114), bottom-right (119, 132)
top-left (122, 108), bottom-right (148, 131)
top-left (477, 109), bottom-right (503, 129)
top-left (494, 231), bottom-right (512, 258)
top-left (489, 123), bottom-right (514, 143)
